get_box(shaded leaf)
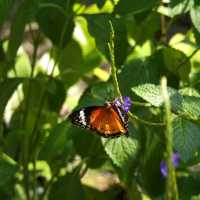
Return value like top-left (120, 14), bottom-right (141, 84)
top-left (37, 4), bottom-right (74, 47)
top-left (85, 14), bottom-right (128, 67)
top-left (140, 135), bottom-right (165, 197)
top-left (39, 121), bottom-right (72, 165)
top-left (178, 171), bottom-right (200, 200)
top-left (57, 39), bottom-right (84, 87)
top-left (162, 47), bottom-right (191, 81)
top-left (0, 152), bottom-right (18, 194)
top-left (49, 171), bottom-right (86, 200)
top-left (47, 79), bottom-right (66, 112)
top-left (173, 117), bottom-right (200, 162)
top-left (115, 0), bottom-right (159, 15)
top-left (0, 0), bottom-right (14, 29)
top-left (7, 0), bottom-right (39, 62)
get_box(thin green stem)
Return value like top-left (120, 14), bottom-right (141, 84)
top-left (107, 21), bottom-right (165, 127)
top-left (108, 21), bottom-right (122, 98)
top-left (132, 101), bottom-right (152, 107)
top-left (161, 77), bottom-right (179, 200)
top-left (22, 27), bottom-right (39, 200)
top-left (129, 112), bottom-right (165, 126)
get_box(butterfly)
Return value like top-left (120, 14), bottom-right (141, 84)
top-left (69, 99), bottom-right (129, 137)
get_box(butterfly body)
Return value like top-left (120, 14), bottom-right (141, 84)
top-left (69, 102), bottom-right (128, 137)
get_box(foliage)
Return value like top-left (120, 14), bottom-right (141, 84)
top-left (0, 0), bottom-right (200, 199)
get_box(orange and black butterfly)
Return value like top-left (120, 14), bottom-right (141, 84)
top-left (69, 97), bottom-right (131, 137)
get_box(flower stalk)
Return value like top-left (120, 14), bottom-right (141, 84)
top-left (161, 77), bottom-right (179, 200)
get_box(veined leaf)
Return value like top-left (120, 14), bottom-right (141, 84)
top-left (132, 84), bottom-right (200, 120)
top-left (173, 117), bottom-right (200, 162)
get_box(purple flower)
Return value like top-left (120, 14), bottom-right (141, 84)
top-left (160, 152), bottom-right (180, 177)
top-left (114, 96), bottom-right (132, 112)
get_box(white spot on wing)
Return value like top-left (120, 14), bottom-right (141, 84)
top-left (79, 110), bottom-right (86, 126)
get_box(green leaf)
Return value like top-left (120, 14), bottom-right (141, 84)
top-left (114, 0), bottom-right (159, 15)
top-left (178, 171), bottom-right (200, 199)
top-left (0, 0), bottom-right (14, 29)
top-left (173, 117), bottom-right (200, 162)
top-left (102, 133), bottom-right (138, 168)
top-left (0, 152), bottom-right (18, 194)
top-left (77, 81), bottom-right (115, 108)
top-left (85, 14), bottom-right (128, 67)
top-left (118, 59), bottom-right (161, 97)
top-left (49, 171), bottom-right (86, 200)
top-left (140, 135), bottom-right (165, 196)
top-left (7, 0), bottom-right (39, 62)
top-left (71, 126), bottom-right (107, 168)
top-left (22, 78), bottom-right (46, 133)
top-left (0, 78), bottom-right (22, 121)
top-left (37, 3), bottom-right (74, 47)
top-left (46, 79), bottom-right (66, 112)
top-left (132, 83), bottom-right (200, 120)
top-left (4, 130), bottom-right (25, 159)
top-left (39, 121), bottom-right (72, 165)
top-left (57, 39), bottom-right (84, 87)
top-left (191, 4), bottom-right (200, 33)
top-left (162, 47), bottom-right (191, 81)
top-left (132, 83), bottom-right (182, 108)
top-left (126, 11), bottom-right (160, 45)
top-left (169, 0), bottom-right (194, 17)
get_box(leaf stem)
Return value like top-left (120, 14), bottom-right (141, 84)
top-left (161, 77), bottom-right (179, 200)
top-left (129, 112), bottom-right (165, 126)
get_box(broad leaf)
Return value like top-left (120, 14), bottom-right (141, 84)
top-left (132, 83), bottom-right (182, 108)
top-left (169, 0), bottom-right (194, 17)
top-left (49, 172), bottom-right (86, 200)
top-left (57, 39), bottom-right (84, 87)
top-left (114, 0), bottom-right (159, 15)
top-left (132, 84), bottom-right (200, 120)
top-left (0, 153), bottom-right (18, 194)
top-left (162, 47), bottom-right (191, 81)
top-left (7, 0), bottom-right (39, 63)
top-left (0, 78), bottom-right (22, 121)
top-left (46, 79), bottom-right (66, 112)
top-left (0, 0), bottom-right (14, 29)
top-left (173, 117), bottom-right (200, 162)
top-left (85, 14), bottom-right (128, 67)
top-left (191, 4), bottom-right (200, 33)
top-left (39, 121), bottom-right (72, 165)
top-left (102, 132), bottom-right (138, 168)
top-left (37, 3), bottom-right (74, 47)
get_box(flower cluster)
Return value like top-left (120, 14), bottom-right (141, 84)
top-left (160, 152), bottom-right (180, 177)
top-left (114, 96), bottom-right (132, 112)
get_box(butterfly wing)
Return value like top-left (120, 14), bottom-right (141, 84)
top-left (89, 105), bottom-right (128, 137)
top-left (69, 104), bottom-right (128, 137)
